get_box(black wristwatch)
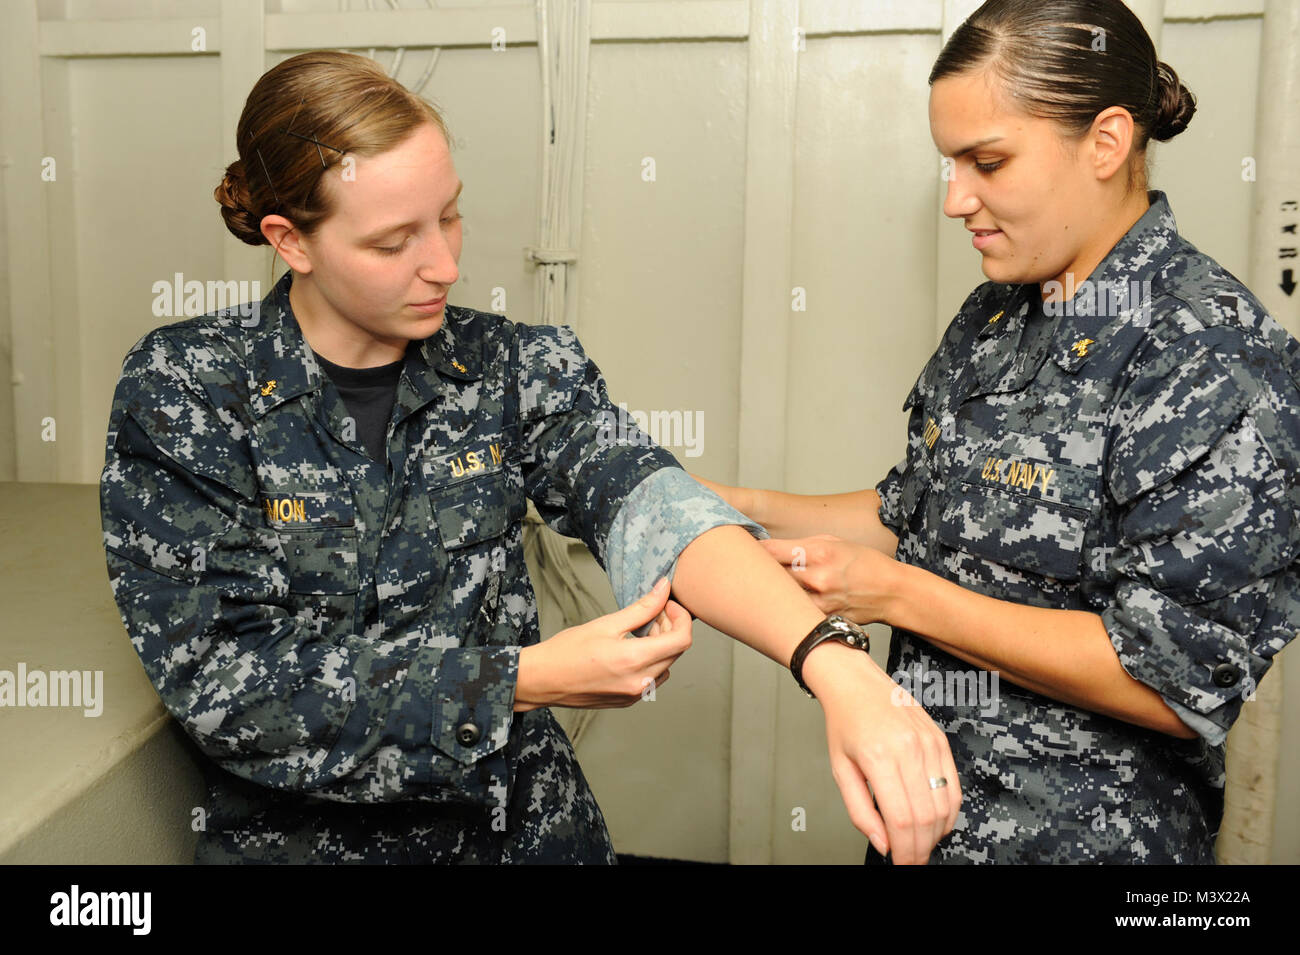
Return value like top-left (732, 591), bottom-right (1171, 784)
top-left (790, 614), bottom-right (871, 699)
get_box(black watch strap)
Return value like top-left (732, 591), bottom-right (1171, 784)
top-left (790, 614), bottom-right (871, 699)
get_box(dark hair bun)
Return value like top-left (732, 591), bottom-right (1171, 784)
top-left (1152, 61), bottom-right (1197, 142)
top-left (214, 160), bottom-right (269, 246)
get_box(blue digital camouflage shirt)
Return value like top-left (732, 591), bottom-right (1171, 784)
top-left (876, 191), bottom-right (1300, 864)
top-left (99, 268), bottom-right (760, 864)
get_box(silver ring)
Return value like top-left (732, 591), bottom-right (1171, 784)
top-left (928, 776), bottom-right (948, 790)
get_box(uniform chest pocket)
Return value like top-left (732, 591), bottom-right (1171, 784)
top-left (424, 456), bottom-right (527, 552)
top-left (937, 481), bottom-right (1088, 582)
top-left (276, 525), bottom-right (361, 594)
top-left (262, 490), bottom-right (360, 594)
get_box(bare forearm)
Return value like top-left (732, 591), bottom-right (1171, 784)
top-left (753, 488), bottom-right (897, 554)
top-left (669, 524), bottom-right (831, 675)
top-left (887, 563), bottom-right (1197, 739)
top-left (691, 474), bottom-right (898, 555)
top-left (671, 526), bottom-right (963, 862)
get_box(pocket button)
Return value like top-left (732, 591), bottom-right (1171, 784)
top-left (1211, 663), bottom-right (1240, 688)
top-left (456, 722), bottom-right (482, 746)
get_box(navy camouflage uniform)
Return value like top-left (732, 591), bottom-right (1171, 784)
top-left (873, 191), bottom-right (1300, 863)
top-left (99, 268), bottom-right (758, 864)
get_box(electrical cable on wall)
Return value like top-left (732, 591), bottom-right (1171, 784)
top-left (337, 0), bottom-right (438, 97)
top-left (528, 0), bottom-right (600, 748)
top-left (529, 0), bottom-right (589, 329)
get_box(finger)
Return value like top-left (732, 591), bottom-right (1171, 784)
top-left (916, 728), bottom-right (957, 845)
top-left (635, 652), bottom-right (685, 700)
top-left (867, 760), bottom-right (924, 866)
top-left (895, 746), bottom-right (943, 865)
top-left (656, 649), bottom-right (688, 672)
top-left (648, 606), bottom-right (671, 637)
top-left (609, 577), bottom-right (673, 633)
top-left (646, 601), bottom-right (685, 637)
top-left (758, 538), bottom-right (806, 567)
top-left (624, 623), bottom-right (693, 667)
top-left (660, 598), bottom-right (691, 628)
top-left (786, 566), bottom-right (817, 593)
top-left (830, 755), bottom-right (889, 858)
top-left (648, 599), bottom-right (693, 649)
top-left (938, 736), bottom-right (962, 838)
top-left (921, 734), bottom-right (951, 854)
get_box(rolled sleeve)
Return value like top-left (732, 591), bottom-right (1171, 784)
top-left (875, 458), bottom-right (907, 537)
top-left (513, 322), bottom-right (682, 564)
top-left (510, 323), bottom-right (768, 634)
top-left (1101, 330), bottom-right (1300, 744)
top-left (1101, 581), bottom-right (1277, 745)
top-left (605, 467), bottom-right (768, 629)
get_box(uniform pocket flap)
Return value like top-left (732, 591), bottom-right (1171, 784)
top-left (429, 468), bottom-right (517, 550)
top-left (278, 526), bottom-right (361, 594)
top-left (938, 481), bottom-right (1088, 582)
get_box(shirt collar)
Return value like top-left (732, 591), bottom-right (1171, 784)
top-left (976, 283), bottom-right (1037, 340)
top-left (427, 308), bottom-right (485, 382)
top-left (244, 271), bottom-right (483, 419)
top-left (245, 270), bottom-right (318, 418)
top-left (1046, 189), bottom-right (1181, 374)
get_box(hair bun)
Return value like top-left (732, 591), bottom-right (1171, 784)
top-left (1152, 61), bottom-right (1197, 142)
top-left (214, 159), bottom-right (269, 246)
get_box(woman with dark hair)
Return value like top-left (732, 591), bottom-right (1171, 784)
top-left (699, 0), bottom-right (1300, 863)
top-left (99, 51), bottom-right (961, 864)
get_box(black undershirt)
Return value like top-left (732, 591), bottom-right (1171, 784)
top-left (312, 347), bottom-right (405, 464)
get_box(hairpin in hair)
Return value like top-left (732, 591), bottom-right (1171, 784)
top-left (254, 147), bottom-right (282, 210)
top-left (280, 92), bottom-right (347, 169)
top-left (249, 93), bottom-right (362, 209)
top-left (281, 127), bottom-right (348, 168)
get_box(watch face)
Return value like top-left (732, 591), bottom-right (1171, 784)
top-left (829, 616), bottom-right (868, 647)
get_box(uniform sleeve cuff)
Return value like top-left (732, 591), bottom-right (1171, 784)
top-left (427, 644), bottom-right (520, 809)
top-left (1101, 580), bottom-right (1257, 740)
top-left (875, 458), bottom-right (906, 536)
top-left (1162, 697), bottom-right (1228, 747)
top-left (604, 467), bottom-right (769, 634)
